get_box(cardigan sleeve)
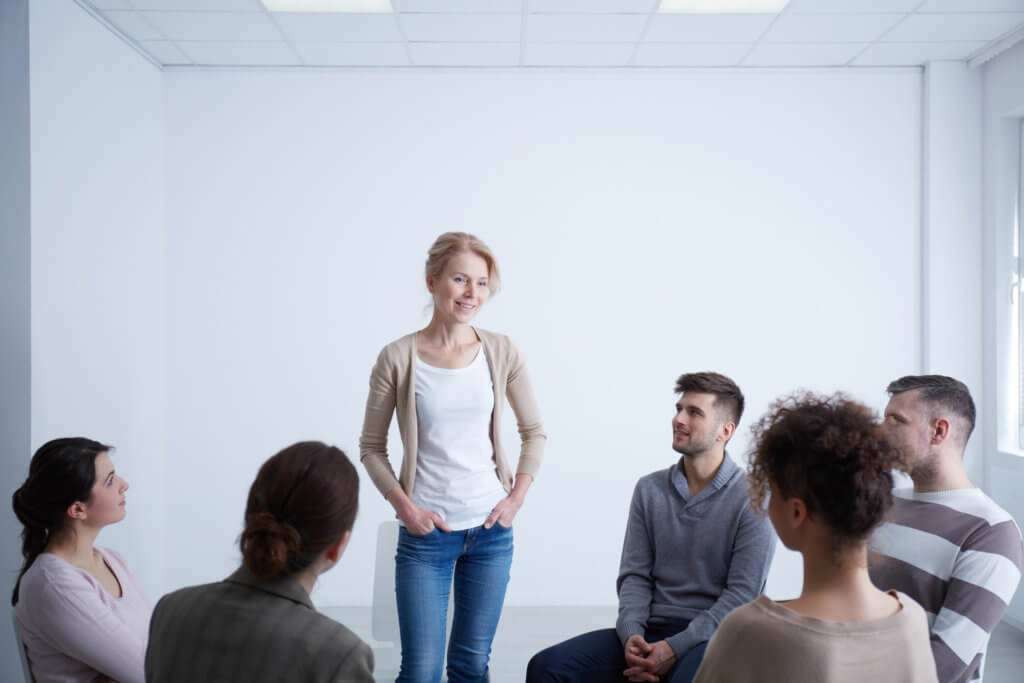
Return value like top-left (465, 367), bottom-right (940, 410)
top-left (358, 346), bottom-right (402, 497)
top-left (504, 340), bottom-right (546, 479)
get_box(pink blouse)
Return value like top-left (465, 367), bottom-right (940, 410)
top-left (14, 548), bottom-right (152, 683)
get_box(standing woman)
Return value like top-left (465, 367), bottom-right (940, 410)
top-left (12, 437), bottom-right (152, 683)
top-left (360, 231), bottom-right (547, 683)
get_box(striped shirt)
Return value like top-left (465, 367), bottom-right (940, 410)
top-left (869, 488), bottom-right (1024, 683)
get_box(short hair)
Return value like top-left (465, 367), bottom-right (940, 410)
top-left (240, 441), bottom-right (359, 579)
top-left (674, 371), bottom-right (745, 426)
top-left (886, 374), bottom-right (976, 444)
top-left (425, 232), bottom-right (501, 296)
top-left (748, 392), bottom-right (907, 550)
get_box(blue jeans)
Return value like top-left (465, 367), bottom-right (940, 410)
top-left (526, 619), bottom-right (707, 683)
top-left (395, 523), bottom-right (513, 683)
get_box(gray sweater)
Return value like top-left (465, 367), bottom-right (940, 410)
top-left (615, 455), bottom-right (775, 658)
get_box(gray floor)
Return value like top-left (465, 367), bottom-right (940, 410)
top-left (323, 606), bottom-right (1024, 683)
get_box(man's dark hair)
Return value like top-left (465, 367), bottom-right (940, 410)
top-left (887, 374), bottom-right (976, 446)
top-left (675, 371), bottom-right (745, 426)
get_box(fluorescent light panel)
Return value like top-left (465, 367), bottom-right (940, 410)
top-left (659, 0), bottom-right (790, 12)
top-left (261, 0), bottom-right (393, 12)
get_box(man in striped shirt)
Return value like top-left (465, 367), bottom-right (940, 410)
top-left (869, 375), bottom-right (1023, 683)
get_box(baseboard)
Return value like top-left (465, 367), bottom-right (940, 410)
top-left (1002, 615), bottom-right (1024, 633)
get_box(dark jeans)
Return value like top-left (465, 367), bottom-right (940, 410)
top-left (525, 619), bottom-right (707, 683)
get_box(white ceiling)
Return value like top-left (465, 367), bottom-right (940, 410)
top-left (80, 0), bottom-right (1024, 68)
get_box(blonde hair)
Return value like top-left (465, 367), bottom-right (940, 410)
top-left (425, 232), bottom-right (501, 295)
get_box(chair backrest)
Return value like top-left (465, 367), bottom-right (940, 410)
top-left (11, 611), bottom-right (35, 683)
top-left (371, 521), bottom-right (454, 645)
top-left (371, 521), bottom-right (401, 643)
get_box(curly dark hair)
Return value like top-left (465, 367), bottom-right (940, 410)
top-left (748, 392), bottom-right (907, 550)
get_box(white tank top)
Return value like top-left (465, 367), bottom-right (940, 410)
top-left (412, 347), bottom-right (506, 530)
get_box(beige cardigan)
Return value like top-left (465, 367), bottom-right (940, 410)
top-left (358, 328), bottom-right (546, 498)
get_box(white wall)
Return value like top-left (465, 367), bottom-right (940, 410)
top-left (29, 0), bottom-right (166, 594)
top-left (981, 39), bottom-right (1024, 629)
top-left (162, 68), bottom-right (921, 606)
top-left (2, 1), bottom-right (32, 678)
top-left (921, 61), bottom-right (984, 486)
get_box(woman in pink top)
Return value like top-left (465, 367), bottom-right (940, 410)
top-left (12, 437), bottom-right (152, 683)
top-left (693, 394), bottom-right (938, 683)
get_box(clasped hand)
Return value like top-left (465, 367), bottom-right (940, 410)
top-left (623, 635), bottom-right (676, 682)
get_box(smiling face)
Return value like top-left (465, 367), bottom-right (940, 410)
top-left (79, 451), bottom-right (129, 528)
top-left (672, 391), bottom-right (727, 457)
top-left (427, 250), bottom-right (491, 325)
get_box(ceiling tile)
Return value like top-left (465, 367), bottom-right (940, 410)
top-left (525, 42), bottom-right (635, 65)
top-left (883, 12), bottom-right (1024, 42)
top-left (85, 0), bottom-right (136, 9)
top-left (918, 0), bottom-right (1024, 12)
top-left (103, 11), bottom-right (165, 41)
top-left (400, 13), bottom-right (521, 41)
top-left (132, 0), bottom-right (265, 9)
top-left (527, 13), bottom-right (648, 42)
top-left (409, 41), bottom-right (520, 64)
top-left (140, 40), bottom-right (193, 64)
top-left (785, 0), bottom-right (919, 12)
top-left (176, 40), bottom-right (301, 65)
top-left (762, 13), bottom-right (903, 42)
top-left (646, 14), bottom-right (775, 42)
top-left (293, 41), bottom-right (410, 64)
top-left (393, 0), bottom-right (522, 11)
top-left (529, 0), bottom-right (656, 11)
top-left (142, 11), bottom-right (282, 41)
top-left (273, 12), bottom-right (403, 41)
top-left (853, 40), bottom-right (986, 65)
top-left (743, 41), bottom-right (865, 65)
top-left (633, 41), bottom-right (748, 65)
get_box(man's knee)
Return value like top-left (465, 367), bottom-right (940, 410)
top-left (526, 644), bottom-right (561, 682)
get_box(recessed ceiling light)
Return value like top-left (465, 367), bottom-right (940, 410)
top-left (658, 0), bottom-right (790, 12)
top-left (261, 0), bottom-right (393, 12)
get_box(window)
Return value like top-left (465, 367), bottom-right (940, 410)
top-left (1017, 120), bottom-right (1024, 448)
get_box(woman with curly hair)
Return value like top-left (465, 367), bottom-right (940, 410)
top-left (693, 392), bottom-right (938, 683)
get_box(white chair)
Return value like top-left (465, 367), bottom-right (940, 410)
top-left (371, 521), bottom-right (402, 644)
top-left (371, 520), bottom-right (456, 645)
top-left (11, 611), bottom-right (35, 683)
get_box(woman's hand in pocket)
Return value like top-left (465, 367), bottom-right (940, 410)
top-left (399, 504), bottom-right (451, 535)
top-left (483, 495), bottom-right (522, 530)
top-left (387, 486), bottom-right (451, 535)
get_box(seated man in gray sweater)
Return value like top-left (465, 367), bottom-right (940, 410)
top-left (527, 371), bottom-right (775, 683)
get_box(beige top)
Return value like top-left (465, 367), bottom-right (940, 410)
top-left (693, 592), bottom-right (938, 683)
top-left (359, 327), bottom-right (546, 498)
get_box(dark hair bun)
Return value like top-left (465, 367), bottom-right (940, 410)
top-left (240, 512), bottom-right (302, 578)
top-left (239, 441), bottom-right (359, 580)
